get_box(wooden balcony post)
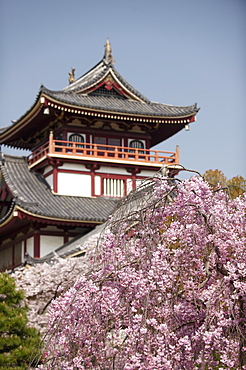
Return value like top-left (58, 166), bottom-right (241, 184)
top-left (176, 145), bottom-right (180, 164)
top-left (155, 150), bottom-right (158, 163)
top-left (41, 137), bottom-right (178, 169)
top-left (49, 130), bottom-right (54, 154)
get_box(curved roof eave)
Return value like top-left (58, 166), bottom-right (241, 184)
top-left (0, 204), bottom-right (18, 228)
top-left (0, 89), bottom-right (43, 141)
top-left (15, 206), bottom-right (105, 225)
top-left (41, 90), bottom-right (199, 119)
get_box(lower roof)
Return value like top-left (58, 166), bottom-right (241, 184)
top-left (0, 154), bottom-right (118, 225)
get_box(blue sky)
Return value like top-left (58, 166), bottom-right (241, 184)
top-left (1, 0), bottom-right (245, 179)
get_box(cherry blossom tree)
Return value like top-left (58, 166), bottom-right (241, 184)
top-left (13, 228), bottom-right (100, 335)
top-left (34, 174), bottom-right (246, 370)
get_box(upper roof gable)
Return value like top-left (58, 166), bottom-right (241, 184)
top-left (0, 40), bottom-right (199, 150)
top-left (62, 39), bottom-right (150, 103)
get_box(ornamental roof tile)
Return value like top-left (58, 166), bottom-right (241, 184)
top-left (0, 154), bottom-right (118, 223)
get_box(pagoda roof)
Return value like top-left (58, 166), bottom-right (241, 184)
top-left (42, 39), bottom-right (198, 116)
top-left (0, 154), bottom-right (118, 227)
top-left (61, 42), bottom-right (150, 103)
top-left (41, 86), bottom-right (198, 118)
top-left (0, 40), bottom-right (199, 150)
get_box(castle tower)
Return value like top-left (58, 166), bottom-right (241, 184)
top-left (0, 41), bottom-right (199, 271)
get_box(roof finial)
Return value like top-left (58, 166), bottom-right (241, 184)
top-left (104, 39), bottom-right (115, 64)
top-left (68, 67), bottom-right (76, 84)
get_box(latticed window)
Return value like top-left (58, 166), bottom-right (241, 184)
top-left (103, 178), bottom-right (124, 197)
top-left (68, 134), bottom-right (84, 148)
top-left (129, 139), bottom-right (144, 154)
top-left (129, 140), bottom-right (144, 149)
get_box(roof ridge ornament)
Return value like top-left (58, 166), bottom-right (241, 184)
top-left (68, 67), bottom-right (76, 84)
top-left (104, 39), bottom-right (115, 65)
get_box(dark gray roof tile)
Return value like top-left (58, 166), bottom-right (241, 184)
top-left (1, 154), bottom-right (118, 223)
top-left (42, 87), bottom-right (198, 118)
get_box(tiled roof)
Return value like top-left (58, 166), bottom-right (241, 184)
top-left (0, 154), bottom-right (118, 223)
top-left (42, 86), bottom-right (198, 118)
top-left (45, 47), bottom-right (199, 117)
top-left (0, 42), bottom-right (199, 151)
top-left (62, 59), bottom-right (150, 103)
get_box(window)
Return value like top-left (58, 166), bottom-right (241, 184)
top-left (68, 134), bottom-right (84, 148)
top-left (94, 137), bottom-right (121, 147)
top-left (94, 137), bottom-right (107, 151)
top-left (94, 137), bottom-right (121, 154)
top-left (108, 138), bottom-right (121, 147)
top-left (129, 140), bottom-right (144, 149)
top-left (129, 139), bottom-right (144, 154)
top-left (103, 178), bottom-right (124, 197)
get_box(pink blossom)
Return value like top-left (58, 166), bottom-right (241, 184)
top-left (30, 176), bottom-right (246, 369)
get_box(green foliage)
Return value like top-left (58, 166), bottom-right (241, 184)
top-left (0, 273), bottom-right (41, 369)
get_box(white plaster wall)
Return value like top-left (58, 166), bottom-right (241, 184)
top-left (127, 179), bottom-right (133, 194)
top-left (45, 174), bottom-right (53, 189)
top-left (136, 179), bottom-right (145, 188)
top-left (43, 166), bottom-right (52, 175)
top-left (97, 166), bottom-right (128, 175)
top-left (26, 237), bottom-right (34, 257)
top-left (40, 235), bottom-right (64, 257)
top-left (21, 241), bottom-right (25, 263)
top-left (40, 225), bottom-right (60, 232)
top-left (95, 175), bottom-right (101, 196)
top-left (137, 169), bottom-right (157, 177)
top-left (60, 162), bottom-right (89, 171)
top-left (58, 172), bottom-right (91, 196)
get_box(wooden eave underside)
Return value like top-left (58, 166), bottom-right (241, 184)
top-left (0, 97), bottom-right (43, 145)
top-left (0, 92), bottom-right (197, 150)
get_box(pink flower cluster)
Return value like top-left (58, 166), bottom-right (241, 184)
top-left (38, 176), bottom-right (246, 369)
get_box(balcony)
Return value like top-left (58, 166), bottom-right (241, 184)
top-left (27, 137), bottom-right (179, 168)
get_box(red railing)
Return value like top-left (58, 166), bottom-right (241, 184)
top-left (27, 139), bottom-right (179, 167)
